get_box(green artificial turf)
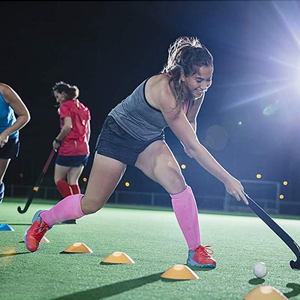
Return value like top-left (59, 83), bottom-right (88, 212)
top-left (1, 199), bottom-right (300, 300)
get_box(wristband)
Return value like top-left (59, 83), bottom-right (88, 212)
top-left (55, 139), bottom-right (62, 144)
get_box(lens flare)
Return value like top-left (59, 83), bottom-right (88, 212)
top-left (0, 247), bottom-right (16, 268)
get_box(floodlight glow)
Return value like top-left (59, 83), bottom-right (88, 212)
top-left (295, 62), bottom-right (300, 95)
top-left (224, 86), bottom-right (288, 111)
top-left (273, 2), bottom-right (300, 49)
top-left (271, 2), bottom-right (300, 97)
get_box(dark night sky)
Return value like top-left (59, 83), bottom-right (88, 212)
top-left (1, 1), bottom-right (300, 201)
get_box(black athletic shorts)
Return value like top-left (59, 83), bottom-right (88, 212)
top-left (56, 154), bottom-right (89, 167)
top-left (95, 116), bottom-right (164, 166)
top-left (0, 137), bottom-right (20, 159)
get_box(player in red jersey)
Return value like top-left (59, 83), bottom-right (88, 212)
top-left (52, 82), bottom-right (91, 223)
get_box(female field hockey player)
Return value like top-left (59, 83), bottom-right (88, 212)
top-left (52, 82), bottom-right (91, 223)
top-left (0, 83), bottom-right (30, 204)
top-left (25, 37), bottom-right (248, 268)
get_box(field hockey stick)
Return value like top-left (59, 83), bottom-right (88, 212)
top-left (243, 192), bottom-right (300, 270)
top-left (17, 149), bottom-right (56, 214)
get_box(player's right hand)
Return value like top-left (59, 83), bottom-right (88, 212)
top-left (224, 176), bottom-right (248, 205)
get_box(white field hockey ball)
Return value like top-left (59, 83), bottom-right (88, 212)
top-left (253, 262), bottom-right (268, 278)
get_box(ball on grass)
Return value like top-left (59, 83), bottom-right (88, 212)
top-left (253, 262), bottom-right (268, 278)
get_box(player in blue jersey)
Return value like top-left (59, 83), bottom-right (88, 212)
top-left (0, 83), bottom-right (30, 204)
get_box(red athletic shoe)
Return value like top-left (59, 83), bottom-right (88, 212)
top-left (187, 245), bottom-right (216, 268)
top-left (24, 211), bottom-right (51, 252)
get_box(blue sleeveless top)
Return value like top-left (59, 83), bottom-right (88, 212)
top-left (0, 90), bottom-right (18, 139)
top-left (109, 78), bottom-right (194, 141)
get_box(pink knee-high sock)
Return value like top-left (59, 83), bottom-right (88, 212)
top-left (40, 194), bottom-right (85, 227)
top-left (171, 185), bottom-right (201, 250)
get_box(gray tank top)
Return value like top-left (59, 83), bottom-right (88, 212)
top-left (109, 78), bottom-right (194, 141)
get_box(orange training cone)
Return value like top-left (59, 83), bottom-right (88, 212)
top-left (102, 252), bottom-right (135, 264)
top-left (62, 243), bottom-right (93, 253)
top-left (243, 286), bottom-right (288, 300)
top-left (161, 264), bottom-right (199, 280)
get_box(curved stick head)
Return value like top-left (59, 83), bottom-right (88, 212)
top-left (290, 259), bottom-right (300, 270)
top-left (17, 206), bottom-right (26, 214)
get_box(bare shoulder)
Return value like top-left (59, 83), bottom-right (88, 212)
top-left (145, 74), bottom-right (177, 111)
top-left (0, 83), bottom-right (11, 93)
top-left (0, 83), bottom-right (14, 100)
top-left (0, 83), bottom-right (21, 105)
